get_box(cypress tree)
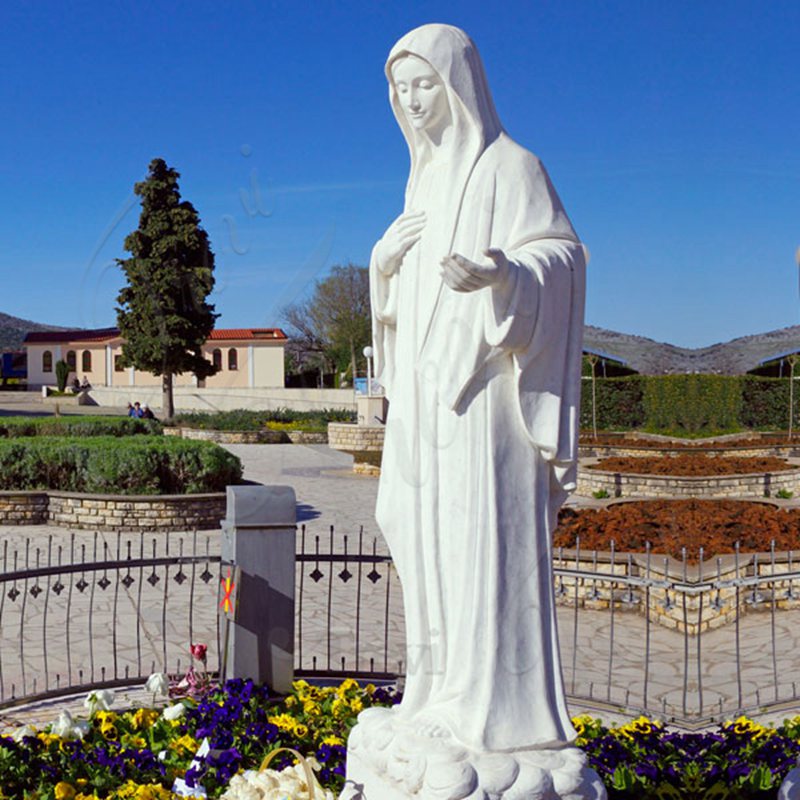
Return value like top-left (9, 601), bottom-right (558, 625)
top-left (116, 158), bottom-right (219, 420)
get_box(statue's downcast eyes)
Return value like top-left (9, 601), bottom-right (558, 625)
top-left (390, 55), bottom-right (450, 135)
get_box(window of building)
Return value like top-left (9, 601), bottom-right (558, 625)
top-left (82, 350), bottom-right (92, 372)
top-left (66, 350), bottom-right (76, 370)
top-left (114, 355), bottom-right (124, 372)
top-left (228, 348), bottom-right (238, 370)
top-left (42, 351), bottom-right (53, 373)
top-left (212, 349), bottom-right (222, 370)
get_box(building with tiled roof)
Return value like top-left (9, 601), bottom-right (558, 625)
top-left (24, 327), bottom-right (286, 390)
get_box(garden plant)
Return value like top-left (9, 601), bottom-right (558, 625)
top-left (3, 674), bottom-right (800, 799)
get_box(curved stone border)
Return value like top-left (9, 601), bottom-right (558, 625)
top-left (164, 427), bottom-right (327, 445)
top-left (553, 536), bottom-right (800, 633)
top-left (0, 490), bottom-right (225, 532)
top-left (576, 465), bottom-right (800, 499)
top-left (328, 422), bottom-right (385, 452)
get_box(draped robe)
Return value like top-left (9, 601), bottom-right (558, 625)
top-left (370, 24), bottom-right (586, 753)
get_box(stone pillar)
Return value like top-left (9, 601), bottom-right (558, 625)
top-left (357, 395), bottom-right (388, 426)
top-left (219, 484), bottom-right (296, 694)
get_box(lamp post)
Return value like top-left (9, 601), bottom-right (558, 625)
top-left (363, 346), bottom-right (374, 398)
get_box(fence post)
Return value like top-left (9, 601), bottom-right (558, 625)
top-left (219, 485), bottom-right (296, 693)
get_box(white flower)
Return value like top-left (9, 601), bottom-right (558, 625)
top-left (83, 688), bottom-right (115, 712)
top-left (145, 672), bottom-right (170, 697)
top-left (162, 703), bottom-right (186, 720)
top-left (171, 776), bottom-right (208, 798)
top-left (50, 710), bottom-right (89, 740)
top-left (10, 725), bottom-right (36, 742)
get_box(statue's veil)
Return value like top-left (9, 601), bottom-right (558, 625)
top-left (385, 23), bottom-right (503, 221)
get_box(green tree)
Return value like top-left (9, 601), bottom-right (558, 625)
top-left (55, 359), bottom-right (70, 393)
top-left (282, 264), bottom-right (371, 384)
top-left (116, 158), bottom-right (219, 420)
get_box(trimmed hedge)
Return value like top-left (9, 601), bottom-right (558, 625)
top-left (582, 375), bottom-right (800, 434)
top-left (642, 374), bottom-right (742, 434)
top-left (170, 408), bottom-right (355, 432)
top-left (579, 376), bottom-right (646, 431)
top-left (0, 436), bottom-right (242, 494)
top-left (0, 415), bottom-right (162, 438)
top-left (740, 376), bottom-right (800, 430)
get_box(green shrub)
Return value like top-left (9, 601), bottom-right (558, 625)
top-left (592, 489), bottom-right (610, 499)
top-left (740, 376), bottom-right (800, 430)
top-left (0, 436), bottom-right (241, 494)
top-left (581, 375), bottom-right (748, 435)
top-left (579, 376), bottom-right (646, 431)
top-left (0, 415), bottom-right (162, 438)
top-left (642, 374), bottom-right (742, 435)
top-left (171, 408), bottom-right (355, 432)
top-left (55, 360), bottom-right (70, 393)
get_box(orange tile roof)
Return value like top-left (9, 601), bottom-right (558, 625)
top-left (24, 327), bottom-right (287, 344)
top-left (208, 328), bottom-right (287, 340)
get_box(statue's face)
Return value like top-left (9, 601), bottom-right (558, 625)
top-left (391, 55), bottom-right (450, 135)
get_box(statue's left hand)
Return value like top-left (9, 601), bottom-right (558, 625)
top-left (440, 249), bottom-right (510, 293)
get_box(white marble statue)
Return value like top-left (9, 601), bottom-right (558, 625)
top-left (343, 23), bottom-right (605, 800)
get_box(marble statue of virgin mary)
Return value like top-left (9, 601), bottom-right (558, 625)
top-left (347, 23), bottom-right (603, 800)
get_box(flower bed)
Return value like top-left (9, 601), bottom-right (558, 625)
top-left (588, 454), bottom-right (794, 476)
top-left (169, 409), bottom-right (354, 433)
top-left (555, 499), bottom-right (800, 560)
top-left (3, 680), bottom-right (800, 799)
top-left (0, 678), bottom-right (395, 799)
top-left (577, 714), bottom-right (800, 798)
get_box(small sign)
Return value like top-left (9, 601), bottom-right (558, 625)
top-left (219, 566), bottom-right (240, 620)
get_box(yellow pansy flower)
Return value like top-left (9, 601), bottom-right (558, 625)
top-left (55, 783), bottom-right (76, 800)
top-left (170, 734), bottom-right (199, 756)
top-left (293, 722), bottom-right (309, 738)
top-left (268, 713), bottom-right (297, 731)
top-left (303, 699), bottom-right (321, 716)
top-left (130, 708), bottom-right (160, 731)
top-left (337, 678), bottom-right (359, 697)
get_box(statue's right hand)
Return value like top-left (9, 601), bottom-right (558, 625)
top-left (375, 211), bottom-right (426, 276)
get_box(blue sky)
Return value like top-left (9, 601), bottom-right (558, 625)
top-left (1, 0), bottom-right (798, 348)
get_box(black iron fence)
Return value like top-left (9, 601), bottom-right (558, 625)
top-left (293, 527), bottom-right (800, 727)
top-left (0, 531), bottom-right (223, 710)
top-left (2, 521), bottom-right (800, 728)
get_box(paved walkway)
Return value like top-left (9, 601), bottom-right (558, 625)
top-left (2, 442), bottom-right (800, 733)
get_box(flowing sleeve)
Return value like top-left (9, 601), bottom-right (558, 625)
top-left (422, 142), bottom-right (586, 506)
top-left (485, 240), bottom-right (586, 503)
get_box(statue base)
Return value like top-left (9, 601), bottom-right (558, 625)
top-left (340, 707), bottom-right (607, 800)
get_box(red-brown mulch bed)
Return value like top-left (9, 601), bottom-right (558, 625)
top-left (554, 500), bottom-right (800, 561)
top-left (587, 454), bottom-right (794, 476)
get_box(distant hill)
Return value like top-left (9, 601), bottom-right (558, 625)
top-left (0, 312), bottom-right (69, 351)
top-left (583, 324), bottom-right (800, 375)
